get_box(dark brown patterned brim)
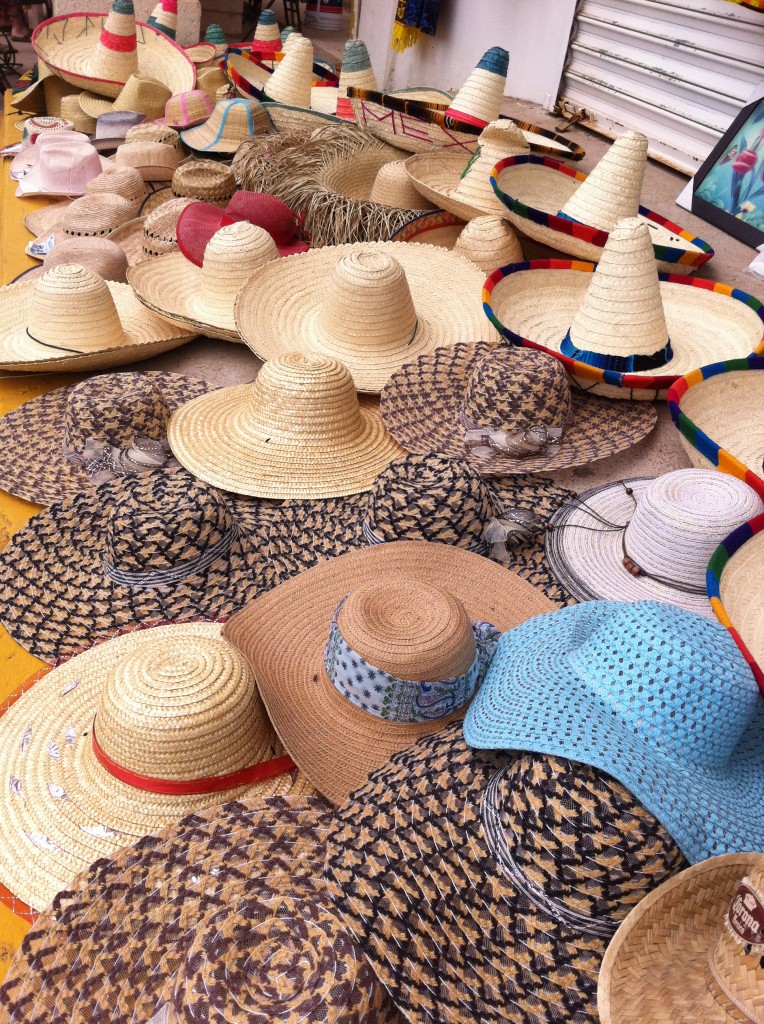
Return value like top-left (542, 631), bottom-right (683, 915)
top-left (0, 371), bottom-right (214, 507)
top-left (0, 797), bottom-right (403, 1023)
top-left (325, 723), bottom-right (686, 1024)
top-left (380, 342), bottom-right (658, 474)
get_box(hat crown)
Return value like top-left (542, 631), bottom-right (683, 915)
top-left (125, 122), bottom-right (180, 149)
top-left (567, 601), bottom-right (761, 769)
top-left (64, 373), bottom-right (170, 457)
top-left (95, 634), bottom-right (269, 780)
top-left (33, 141), bottom-right (103, 191)
top-left (452, 120), bottom-right (528, 213)
top-left (85, 165), bottom-right (145, 209)
top-left (92, 0), bottom-right (138, 84)
top-left (264, 35), bottom-right (313, 107)
top-left (707, 863), bottom-right (764, 1017)
top-left (42, 236), bottom-right (129, 282)
top-left (115, 74), bottom-right (170, 115)
top-left (255, 8), bottom-right (280, 41)
top-left (142, 196), bottom-right (192, 256)
top-left (370, 160), bottom-right (430, 210)
top-left (62, 193), bottom-right (132, 237)
top-left (452, 215), bottom-right (523, 273)
top-left (201, 223), bottom-right (279, 305)
top-left (447, 46), bottom-right (509, 125)
top-left (339, 39), bottom-right (377, 97)
top-left (163, 90), bottom-right (213, 125)
top-left (558, 130), bottom-right (648, 231)
top-left (205, 23), bottom-right (226, 43)
top-left (29, 265), bottom-right (127, 353)
top-left (173, 158), bottom-right (236, 203)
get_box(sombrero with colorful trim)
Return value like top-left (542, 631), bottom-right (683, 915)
top-left (146, 0), bottom-right (176, 38)
top-left (491, 131), bottom-right (713, 273)
top-left (484, 218), bottom-right (764, 400)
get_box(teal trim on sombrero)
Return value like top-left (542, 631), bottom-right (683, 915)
top-left (475, 46), bottom-right (508, 76)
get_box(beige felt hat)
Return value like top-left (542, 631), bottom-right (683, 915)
top-left (115, 139), bottom-right (181, 181)
top-left (59, 93), bottom-right (97, 134)
top-left (406, 119), bottom-right (530, 220)
top-left (108, 196), bottom-right (193, 265)
top-left (168, 352), bottom-right (406, 498)
top-left (129, 221), bottom-right (280, 341)
top-left (598, 853), bottom-right (764, 1024)
top-left (0, 264), bottom-right (196, 371)
top-left (0, 621), bottom-right (313, 911)
top-left (78, 74), bottom-right (171, 120)
top-left (234, 241), bottom-right (497, 394)
top-left (180, 97), bottom-right (275, 154)
top-left (28, 193), bottom-right (134, 259)
top-left (11, 237), bottom-right (131, 285)
top-left (264, 34), bottom-right (313, 108)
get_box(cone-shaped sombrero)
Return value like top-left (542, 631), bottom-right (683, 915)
top-left (252, 9), bottom-right (281, 50)
top-left (485, 217), bottom-right (764, 399)
top-left (338, 38), bottom-right (376, 98)
top-left (146, 0), bottom-right (177, 38)
top-left (445, 45), bottom-right (508, 126)
top-left (31, 0), bottom-right (196, 101)
top-left (493, 130), bottom-right (713, 272)
top-left (264, 34), bottom-right (313, 108)
top-left (392, 208), bottom-right (526, 273)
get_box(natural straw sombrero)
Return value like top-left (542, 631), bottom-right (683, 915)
top-left (324, 723), bottom-right (685, 1024)
top-left (129, 222), bottom-right (281, 341)
top-left (181, 97), bottom-right (274, 153)
top-left (0, 265), bottom-right (196, 372)
top-left (146, 0), bottom-right (177, 38)
top-left (392, 211), bottom-right (523, 272)
top-left (168, 353), bottom-right (406, 498)
top-left (264, 34), bottom-right (313, 107)
top-left (492, 130), bottom-right (713, 271)
top-left (485, 217), bottom-right (764, 399)
top-left (27, 193), bottom-right (133, 259)
top-left (544, 469), bottom-right (764, 619)
top-left (0, 370), bottom-right (213, 506)
top-left (107, 196), bottom-right (194, 265)
top-left (234, 242), bottom-right (497, 394)
top-left (598, 853), bottom-right (764, 1024)
top-left (78, 73), bottom-right (171, 120)
top-left (10, 237), bottom-right (130, 285)
top-left (0, 622), bottom-right (312, 911)
top-left (31, 0), bottom-right (196, 101)
top-left (0, 469), bottom-right (275, 662)
top-left (336, 38), bottom-right (377, 117)
top-left (380, 342), bottom-right (657, 474)
top-left (223, 541), bottom-right (554, 803)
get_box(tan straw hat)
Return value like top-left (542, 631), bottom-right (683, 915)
top-left (0, 264), bottom-right (195, 372)
top-left (598, 853), bottom-right (764, 1024)
top-left (223, 540), bottom-right (553, 804)
top-left (124, 121), bottom-right (181, 150)
top-left (264, 34), bottom-right (313, 108)
top-left (337, 38), bottom-right (377, 100)
top-left (27, 193), bottom-right (133, 258)
top-left (406, 119), bottom-right (530, 220)
top-left (180, 97), bottom-right (275, 153)
top-left (713, 516), bottom-right (764, 682)
top-left (58, 93), bottom-right (96, 134)
top-left (234, 241), bottom-right (497, 394)
top-left (78, 74), bottom-right (171, 120)
top-left (487, 217), bottom-right (764, 399)
top-left (0, 621), bottom-right (313, 911)
top-left (168, 352), bottom-right (406, 498)
top-left (115, 139), bottom-right (181, 180)
top-left (155, 88), bottom-right (213, 128)
top-left (108, 196), bottom-right (193, 265)
top-left (10, 60), bottom-right (78, 116)
top-left (129, 221), bottom-right (280, 341)
top-left (446, 46), bottom-right (509, 126)
top-left (140, 158), bottom-right (237, 216)
top-left (196, 65), bottom-right (229, 103)
top-left (451, 214), bottom-right (523, 272)
top-left (389, 209), bottom-right (467, 248)
top-left (11, 237), bottom-right (131, 285)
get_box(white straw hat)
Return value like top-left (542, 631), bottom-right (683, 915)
top-left (233, 241), bottom-right (498, 393)
top-left (445, 46), bottom-right (508, 126)
top-left (264, 34), bottom-right (313, 108)
top-left (545, 469), bottom-right (764, 618)
top-left (168, 352), bottom-right (406, 498)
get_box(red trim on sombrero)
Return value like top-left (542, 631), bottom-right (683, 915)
top-left (445, 108), bottom-right (487, 128)
top-left (100, 28), bottom-right (138, 51)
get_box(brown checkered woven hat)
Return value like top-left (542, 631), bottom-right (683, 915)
top-left (0, 469), bottom-right (277, 663)
top-left (0, 797), bottom-right (401, 1022)
top-left (380, 342), bottom-right (658, 474)
top-left (324, 722), bottom-right (686, 1024)
top-left (0, 371), bottom-right (214, 506)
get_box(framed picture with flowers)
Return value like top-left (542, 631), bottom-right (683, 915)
top-left (692, 95), bottom-right (764, 249)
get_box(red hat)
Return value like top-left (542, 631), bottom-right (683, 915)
top-left (176, 191), bottom-right (309, 261)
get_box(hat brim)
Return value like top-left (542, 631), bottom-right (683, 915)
top-left (15, 154), bottom-right (114, 198)
top-left (24, 200), bottom-right (71, 238)
top-left (222, 541), bottom-right (554, 803)
top-left (234, 241), bottom-right (498, 394)
top-left (138, 186), bottom-right (172, 215)
top-left (598, 854), bottom-right (761, 1024)
top-left (77, 91), bottom-right (115, 118)
top-left (31, 15), bottom-right (196, 101)
top-left (485, 261), bottom-right (764, 399)
top-left (106, 216), bottom-right (151, 265)
top-left (261, 101), bottom-right (344, 134)
top-left (405, 150), bottom-right (509, 221)
top-left (390, 209), bottom-right (466, 246)
top-left (0, 370), bottom-right (213, 506)
top-left (379, 342), bottom-right (658, 473)
top-left (713, 519), bottom-right (764, 681)
top-left (0, 280), bottom-right (195, 372)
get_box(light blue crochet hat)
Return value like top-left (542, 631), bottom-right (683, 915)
top-left (464, 599), bottom-right (764, 865)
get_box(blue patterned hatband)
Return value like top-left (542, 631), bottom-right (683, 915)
top-left (323, 597), bottom-right (501, 723)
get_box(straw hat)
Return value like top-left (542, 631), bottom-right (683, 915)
top-left (0, 469), bottom-right (275, 662)
top-left (599, 853), bottom-right (764, 1024)
top-left (146, 0), bottom-right (177, 38)
top-left (15, 139), bottom-right (112, 197)
top-left (10, 237), bottom-right (131, 285)
top-left (10, 61), bottom-right (79, 116)
top-left (115, 139), bottom-right (180, 180)
top-left (0, 622), bottom-right (314, 910)
top-left (389, 208), bottom-right (466, 247)
top-left (181, 97), bottom-right (275, 153)
top-left (0, 265), bottom-right (195, 372)
top-left (78, 73), bottom-right (171, 120)
top-left (405, 119), bottom-right (530, 220)
top-left (252, 8), bottom-right (281, 48)
top-left (124, 121), bottom-right (181, 150)
top-left (129, 222), bottom-right (281, 340)
top-left (262, 101), bottom-right (344, 134)
top-left (108, 196), bottom-right (194, 265)
top-left (325, 724), bottom-right (685, 1023)
top-left (337, 38), bottom-right (377, 102)
top-left (204, 22), bottom-right (228, 57)
top-left (0, 797), bottom-right (410, 1024)
top-left (168, 352), bottom-right (405, 498)
top-left (264, 34), bottom-right (313, 107)
top-left (451, 214), bottom-right (523, 270)
top-left (176, 191), bottom-right (309, 260)
top-left (545, 470), bottom-right (764, 618)
top-left (441, 45), bottom-right (508, 126)
top-left (27, 193), bottom-right (133, 259)
top-left (493, 132), bottom-right (713, 271)
top-left (183, 40), bottom-right (217, 65)
top-left (23, 165), bottom-right (148, 241)
top-left (486, 218), bottom-right (764, 399)
top-left (143, 157), bottom-right (238, 214)
top-left (380, 342), bottom-right (657, 473)
top-left (196, 65), bottom-right (229, 102)
top-left (223, 50), bottom-right (274, 101)
top-left (0, 371), bottom-right (213, 505)
top-left (155, 88), bottom-right (213, 127)
top-left (15, 114), bottom-right (76, 147)
top-left (223, 541), bottom-right (553, 803)
top-left (466, 597), bottom-right (764, 864)
top-left (234, 242), bottom-right (496, 394)
top-left (58, 93), bottom-right (96, 134)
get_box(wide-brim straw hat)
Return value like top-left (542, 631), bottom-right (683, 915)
top-left (78, 73), bottom-right (171, 120)
top-left (234, 241), bottom-right (497, 394)
top-left (107, 196), bottom-right (194, 265)
top-left (392, 212), bottom-right (524, 273)
top-left (168, 352), bottom-right (406, 498)
top-left (180, 97), bottom-right (275, 153)
top-left (669, 355), bottom-right (764, 478)
top-left (223, 540), bottom-right (554, 803)
top-left (9, 237), bottom-right (131, 285)
top-left (0, 265), bottom-right (196, 373)
top-left (23, 165), bottom-right (150, 240)
top-left (544, 471), bottom-right (764, 619)
top-left (598, 853), bottom-right (764, 1024)
top-left (261, 100), bottom-right (343, 133)
top-left (0, 370), bottom-right (212, 506)
top-left (380, 341), bottom-right (658, 474)
top-left (31, 13), bottom-right (196, 101)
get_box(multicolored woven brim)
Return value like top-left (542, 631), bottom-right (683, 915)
top-left (389, 209), bottom-right (465, 243)
top-left (223, 48), bottom-right (338, 100)
top-left (491, 155), bottom-right (713, 271)
top-left (347, 88), bottom-right (585, 160)
top-left (484, 261), bottom-right (764, 396)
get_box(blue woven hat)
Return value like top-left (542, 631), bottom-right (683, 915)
top-left (464, 599), bottom-right (764, 864)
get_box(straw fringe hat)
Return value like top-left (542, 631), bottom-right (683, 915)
top-left (0, 622), bottom-right (314, 910)
top-left (78, 74), bottom-right (171, 120)
top-left (598, 853), bottom-right (764, 1024)
top-left (234, 241), bottom-right (496, 394)
top-left (168, 352), bottom-right (406, 498)
top-left (223, 540), bottom-right (553, 803)
top-left (108, 196), bottom-right (193, 265)
top-left (181, 97), bottom-right (275, 153)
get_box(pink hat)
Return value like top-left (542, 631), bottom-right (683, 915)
top-left (10, 130), bottom-right (90, 181)
top-left (176, 191), bottom-right (309, 261)
top-left (15, 140), bottom-right (112, 197)
top-left (154, 89), bottom-right (213, 128)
